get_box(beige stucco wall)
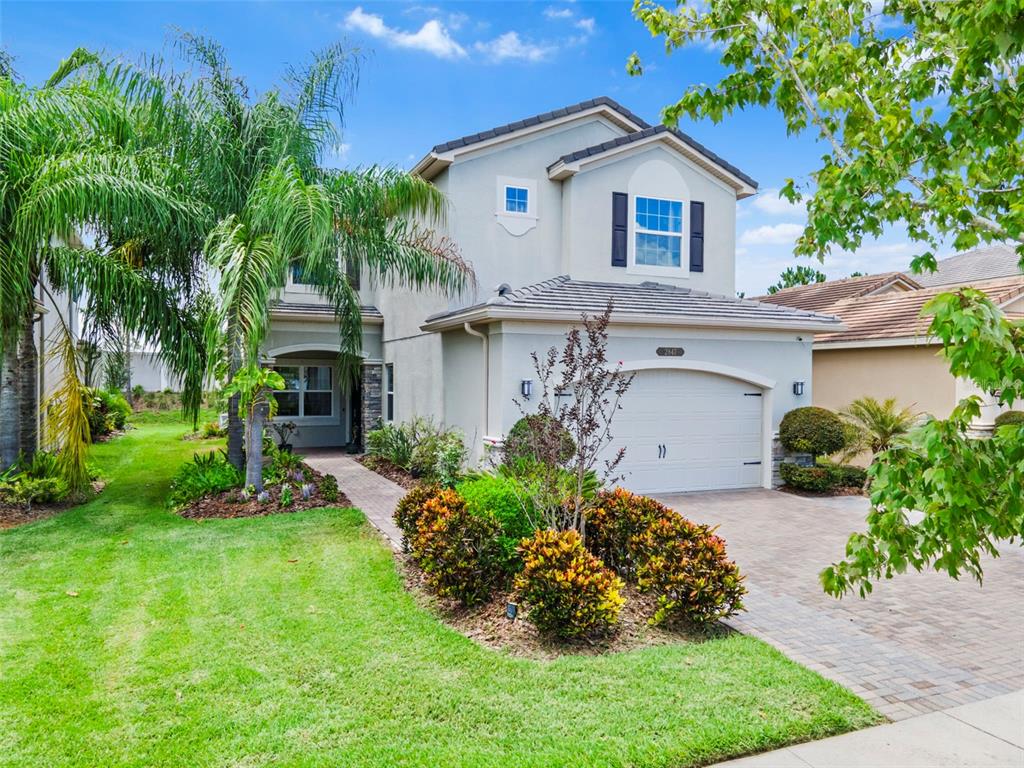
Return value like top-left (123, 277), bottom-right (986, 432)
top-left (812, 344), bottom-right (955, 418)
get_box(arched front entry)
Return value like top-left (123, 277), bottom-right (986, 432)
top-left (608, 360), bottom-right (775, 493)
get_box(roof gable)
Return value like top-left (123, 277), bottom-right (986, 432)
top-left (756, 272), bottom-right (921, 312)
top-left (411, 97), bottom-right (647, 181)
top-left (546, 124), bottom-right (758, 196)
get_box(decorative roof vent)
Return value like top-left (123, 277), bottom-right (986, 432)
top-left (495, 283), bottom-right (512, 297)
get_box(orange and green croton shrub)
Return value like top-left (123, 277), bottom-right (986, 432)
top-left (515, 529), bottom-right (625, 639)
top-left (407, 488), bottom-right (504, 606)
top-left (588, 488), bottom-right (746, 626)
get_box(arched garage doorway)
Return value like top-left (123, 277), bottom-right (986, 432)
top-left (609, 360), bottom-right (774, 494)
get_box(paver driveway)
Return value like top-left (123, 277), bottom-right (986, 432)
top-left (657, 489), bottom-right (1024, 722)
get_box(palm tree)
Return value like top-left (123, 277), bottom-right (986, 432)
top-left (840, 397), bottom-right (918, 457)
top-left (175, 35), bottom-right (472, 487)
top-left (0, 50), bottom-right (209, 477)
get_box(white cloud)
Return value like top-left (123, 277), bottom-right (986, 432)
top-left (751, 188), bottom-right (806, 217)
top-left (343, 7), bottom-right (466, 60)
top-left (543, 7), bottom-right (573, 19)
top-left (739, 222), bottom-right (805, 246)
top-left (339, 142), bottom-right (351, 160)
top-left (474, 32), bottom-right (552, 63)
top-left (575, 17), bottom-right (595, 34)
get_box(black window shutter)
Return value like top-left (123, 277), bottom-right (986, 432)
top-left (611, 192), bottom-right (628, 267)
top-left (689, 201), bottom-right (705, 272)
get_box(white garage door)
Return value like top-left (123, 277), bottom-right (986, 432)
top-left (608, 369), bottom-right (764, 494)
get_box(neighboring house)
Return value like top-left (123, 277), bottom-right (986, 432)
top-left (265, 97), bottom-right (843, 494)
top-left (913, 243), bottom-right (1023, 287)
top-left (759, 259), bottom-right (1024, 431)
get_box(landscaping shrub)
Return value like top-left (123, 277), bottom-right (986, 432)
top-left (457, 474), bottom-right (535, 570)
top-left (318, 473), bottom-right (339, 503)
top-left (515, 529), bottom-right (624, 639)
top-left (366, 418), bottom-right (465, 483)
top-left (503, 414), bottom-right (576, 466)
top-left (409, 488), bottom-right (504, 606)
top-left (631, 513), bottom-right (746, 626)
top-left (394, 483), bottom-right (442, 542)
top-left (201, 420), bottom-right (226, 438)
top-left (263, 450), bottom-right (306, 485)
top-left (433, 432), bottom-right (468, 487)
top-left (587, 488), bottom-right (745, 626)
top-left (779, 462), bottom-right (833, 492)
top-left (0, 476), bottom-right (70, 507)
top-left (830, 463), bottom-right (868, 488)
top-left (994, 410), bottom-right (1024, 428)
top-left (779, 406), bottom-right (846, 458)
top-left (84, 387), bottom-right (132, 439)
top-left (168, 451), bottom-right (243, 509)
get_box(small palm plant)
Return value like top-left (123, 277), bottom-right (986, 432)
top-left (840, 397), bottom-right (918, 457)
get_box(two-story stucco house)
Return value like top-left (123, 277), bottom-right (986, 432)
top-left (263, 97), bottom-right (842, 494)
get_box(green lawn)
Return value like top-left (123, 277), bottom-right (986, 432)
top-left (0, 420), bottom-right (879, 768)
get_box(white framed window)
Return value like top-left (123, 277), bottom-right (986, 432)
top-left (272, 365), bottom-right (333, 418)
top-left (634, 196), bottom-right (684, 269)
top-left (384, 364), bottom-right (394, 422)
top-left (504, 185), bottom-right (529, 214)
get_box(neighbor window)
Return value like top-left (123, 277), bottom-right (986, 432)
top-left (504, 186), bottom-right (529, 214)
top-left (290, 263), bottom-right (325, 286)
top-left (385, 364), bottom-right (395, 422)
top-left (272, 365), bottom-right (333, 418)
top-left (634, 196), bottom-right (683, 268)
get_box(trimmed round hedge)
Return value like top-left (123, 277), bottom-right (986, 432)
top-left (779, 406), bottom-right (846, 457)
top-left (994, 410), bottom-right (1024, 428)
top-left (503, 414), bottom-right (576, 465)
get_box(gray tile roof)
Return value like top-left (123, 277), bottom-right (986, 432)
top-left (271, 302), bottom-right (383, 320)
top-left (425, 276), bottom-right (841, 329)
top-left (429, 96), bottom-right (650, 154)
top-left (550, 124), bottom-right (759, 189)
top-left (913, 243), bottom-right (1023, 287)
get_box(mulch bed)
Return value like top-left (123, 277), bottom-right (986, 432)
top-left (396, 554), bottom-right (726, 659)
top-left (779, 484), bottom-right (866, 498)
top-left (176, 463), bottom-right (352, 520)
top-left (0, 481), bottom-right (106, 530)
top-left (356, 455), bottom-right (419, 489)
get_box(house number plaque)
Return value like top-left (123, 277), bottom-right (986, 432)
top-left (656, 347), bottom-right (685, 357)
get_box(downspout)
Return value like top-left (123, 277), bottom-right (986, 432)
top-left (463, 322), bottom-right (489, 440)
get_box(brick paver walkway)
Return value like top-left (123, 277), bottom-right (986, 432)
top-left (657, 489), bottom-right (1024, 721)
top-left (303, 452), bottom-right (404, 550)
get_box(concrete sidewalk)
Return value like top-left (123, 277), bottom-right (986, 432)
top-left (716, 689), bottom-right (1024, 767)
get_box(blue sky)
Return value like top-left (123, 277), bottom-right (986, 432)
top-left (2, 0), bottom-right (924, 295)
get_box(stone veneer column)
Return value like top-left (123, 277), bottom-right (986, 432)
top-left (360, 362), bottom-right (383, 450)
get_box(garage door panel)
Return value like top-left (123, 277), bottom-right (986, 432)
top-left (607, 369), bottom-right (764, 494)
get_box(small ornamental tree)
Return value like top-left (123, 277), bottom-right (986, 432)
top-left (505, 302), bottom-right (634, 540)
top-left (779, 407), bottom-right (846, 460)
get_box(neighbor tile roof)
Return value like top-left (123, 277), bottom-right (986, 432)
top-left (815, 275), bottom-right (1024, 344)
top-left (424, 275), bottom-right (842, 330)
top-left (755, 272), bottom-right (920, 312)
top-left (270, 302), bottom-right (383, 320)
top-left (913, 243), bottom-right (1023, 287)
top-left (550, 124), bottom-right (759, 188)
top-left (430, 96), bottom-right (650, 154)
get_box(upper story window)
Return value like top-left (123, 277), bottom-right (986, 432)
top-left (504, 185), bottom-right (529, 214)
top-left (635, 196), bottom-right (683, 268)
top-left (290, 263), bottom-right (323, 286)
top-left (289, 260), bottom-right (360, 290)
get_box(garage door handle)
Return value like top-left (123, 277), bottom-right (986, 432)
top-left (743, 461), bottom-right (762, 465)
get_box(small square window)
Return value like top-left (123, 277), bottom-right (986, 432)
top-left (504, 186), bottom-right (528, 214)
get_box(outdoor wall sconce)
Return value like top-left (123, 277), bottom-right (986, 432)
top-left (521, 379), bottom-right (533, 399)
top-left (793, 380), bottom-right (805, 396)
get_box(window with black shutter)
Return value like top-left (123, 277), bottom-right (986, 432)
top-left (689, 201), bottom-right (705, 272)
top-left (611, 192), bottom-right (628, 267)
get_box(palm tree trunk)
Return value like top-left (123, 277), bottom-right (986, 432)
top-left (18, 311), bottom-right (38, 459)
top-left (226, 348), bottom-right (245, 472)
top-left (245, 400), bottom-right (267, 492)
top-left (0, 341), bottom-right (21, 469)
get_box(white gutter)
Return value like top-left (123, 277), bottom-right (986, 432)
top-left (463, 322), bottom-right (489, 438)
top-left (424, 307), bottom-right (843, 334)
